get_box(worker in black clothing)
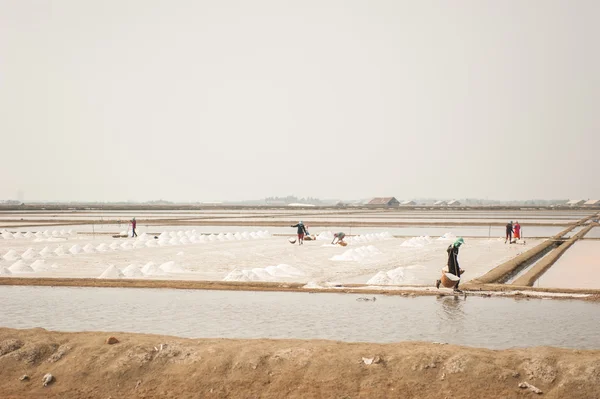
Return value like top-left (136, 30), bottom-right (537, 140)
top-left (505, 221), bottom-right (513, 244)
top-left (436, 237), bottom-right (465, 292)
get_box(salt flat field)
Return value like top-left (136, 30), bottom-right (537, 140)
top-left (0, 226), bottom-right (535, 285)
top-left (0, 209), bottom-right (596, 290)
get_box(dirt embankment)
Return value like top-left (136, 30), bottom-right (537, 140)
top-left (1, 328), bottom-right (599, 399)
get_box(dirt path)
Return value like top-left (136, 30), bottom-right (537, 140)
top-left (1, 328), bottom-right (599, 398)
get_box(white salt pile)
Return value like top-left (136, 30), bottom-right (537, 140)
top-left (34, 231), bottom-right (44, 238)
top-left (176, 251), bottom-right (185, 256)
top-left (24, 231), bottom-right (34, 238)
top-left (207, 234), bottom-right (217, 241)
top-left (223, 264), bottom-right (305, 282)
top-left (9, 260), bottom-right (35, 273)
top-left (137, 232), bottom-right (149, 241)
top-left (1, 232), bottom-right (14, 240)
top-left (141, 262), bottom-right (156, 274)
top-left (39, 246), bottom-right (52, 256)
top-left (54, 246), bottom-right (66, 256)
top-left (14, 232), bottom-right (25, 239)
top-left (120, 241), bottom-right (133, 250)
top-left (141, 262), bottom-right (166, 276)
top-left (83, 243), bottom-right (96, 253)
top-left (366, 265), bottom-right (423, 285)
top-left (69, 244), bottom-right (82, 254)
top-left (52, 231), bottom-right (60, 237)
top-left (119, 230), bottom-right (128, 236)
top-left (330, 246), bottom-right (382, 261)
top-left (145, 239), bottom-right (159, 248)
top-left (122, 264), bottom-right (144, 278)
top-left (96, 243), bottom-right (109, 252)
top-left (109, 242), bottom-right (120, 250)
top-left (43, 230), bottom-right (51, 237)
top-left (132, 240), bottom-right (146, 249)
top-left (159, 261), bottom-right (185, 273)
top-left (401, 236), bottom-right (433, 248)
top-left (30, 259), bottom-right (49, 272)
top-left (179, 237), bottom-right (191, 245)
top-left (21, 248), bottom-right (37, 259)
top-left (0, 266), bottom-right (12, 275)
top-left (68, 229), bottom-right (76, 236)
top-left (98, 265), bottom-right (124, 279)
top-left (3, 249), bottom-right (20, 261)
top-left (168, 237), bottom-right (180, 246)
top-left (349, 232), bottom-right (393, 244)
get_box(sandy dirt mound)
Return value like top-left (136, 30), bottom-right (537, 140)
top-left (0, 328), bottom-right (599, 398)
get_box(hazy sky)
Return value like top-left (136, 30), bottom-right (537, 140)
top-left (1, 0), bottom-right (598, 202)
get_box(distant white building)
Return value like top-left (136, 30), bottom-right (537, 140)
top-left (447, 200), bottom-right (461, 206)
top-left (566, 199), bottom-right (585, 206)
top-left (401, 200), bottom-right (416, 206)
top-left (583, 199), bottom-right (600, 206)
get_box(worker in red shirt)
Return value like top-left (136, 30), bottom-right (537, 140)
top-left (131, 217), bottom-right (138, 238)
top-left (513, 221), bottom-right (521, 241)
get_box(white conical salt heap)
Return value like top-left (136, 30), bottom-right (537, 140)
top-left (145, 239), bottom-right (159, 248)
top-left (12, 232), bottom-right (24, 239)
top-left (98, 265), bottom-right (124, 279)
top-left (122, 264), bottom-right (144, 278)
top-left (21, 248), bottom-right (37, 259)
top-left (120, 241), bottom-right (133, 250)
top-left (54, 246), bottom-right (66, 256)
top-left (69, 244), bottom-right (82, 254)
top-left (83, 243), bottom-right (95, 253)
top-left (34, 231), bottom-right (44, 238)
top-left (179, 237), bottom-right (190, 245)
top-left (159, 261), bottom-right (185, 273)
top-left (23, 231), bottom-right (34, 239)
top-left (3, 249), bottom-right (19, 261)
top-left (109, 242), bottom-right (120, 250)
top-left (9, 260), bottom-right (35, 273)
top-left (39, 246), bottom-right (52, 256)
top-left (30, 259), bottom-right (48, 271)
top-left (96, 243), bottom-right (109, 252)
top-left (141, 262), bottom-right (155, 274)
top-left (1, 232), bottom-right (14, 240)
top-left (0, 266), bottom-right (12, 275)
top-left (141, 262), bottom-right (165, 276)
